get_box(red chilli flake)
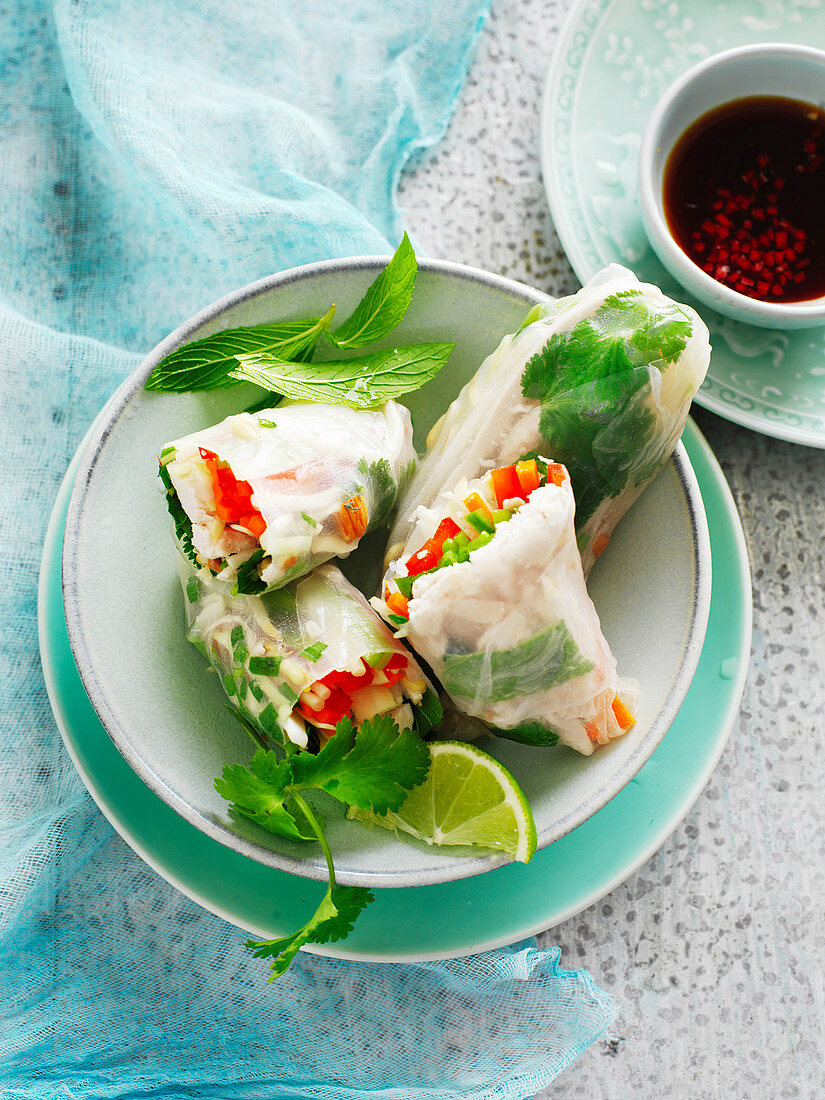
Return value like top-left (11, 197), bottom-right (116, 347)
top-left (663, 96), bottom-right (825, 303)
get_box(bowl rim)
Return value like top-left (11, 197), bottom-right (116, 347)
top-left (638, 42), bottom-right (825, 328)
top-left (61, 255), bottom-right (713, 887)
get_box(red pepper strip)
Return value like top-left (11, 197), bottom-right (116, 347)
top-left (405, 545), bottom-right (439, 576)
top-left (381, 653), bottom-right (407, 676)
top-left (379, 654), bottom-right (408, 686)
top-left (322, 662), bottom-right (375, 694)
top-left (491, 464), bottom-right (522, 507)
top-left (430, 516), bottom-right (462, 552)
top-left (403, 518), bottom-right (461, 580)
top-left (298, 685), bottom-right (352, 729)
top-left (199, 447), bottom-right (266, 536)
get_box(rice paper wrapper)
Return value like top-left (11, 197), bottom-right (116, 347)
top-left (380, 478), bottom-right (637, 756)
top-left (162, 400), bottom-right (415, 593)
top-left (181, 560), bottom-right (434, 750)
top-left (387, 265), bottom-right (710, 575)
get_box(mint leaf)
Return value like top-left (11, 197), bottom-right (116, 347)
top-left (328, 233), bottom-right (417, 349)
top-left (230, 342), bottom-right (454, 408)
top-left (412, 687), bottom-right (443, 738)
top-left (492, 720), bottom-right (560, 748)
top-left (442, 621), bottom-right (594, 705)
top-left (158, 464), bottom-right (197, 566)
top-left (145, 309), bottom-right (335, 392)
top-left (233, 549), bottom-right (266, 595)
top-left (289, 714), bottom-right (429, 814)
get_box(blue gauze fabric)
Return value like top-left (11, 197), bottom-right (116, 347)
top-left (0, 1), bottom-right (616, 1096)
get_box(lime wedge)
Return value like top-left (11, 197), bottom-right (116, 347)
top-left (348, 740), bottom-right (537, 863)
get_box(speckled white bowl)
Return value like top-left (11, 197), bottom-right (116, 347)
top-left (639, 43), bottom-right (825, 330)
top-left (62, 257), bottom-right (712, 888)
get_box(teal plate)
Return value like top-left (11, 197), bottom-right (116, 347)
top-left (39, 416), bottom-right (751, 962)
top-left (542, 0), bottom-right (825, 447)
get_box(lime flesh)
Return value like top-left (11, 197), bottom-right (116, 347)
top-left (349, 740), bottom-right (537, 863)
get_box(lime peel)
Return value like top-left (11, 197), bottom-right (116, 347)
top-left (348, 740), bottom-right (537, 863)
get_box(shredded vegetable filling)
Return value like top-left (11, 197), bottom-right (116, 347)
top-left (384, 458), bottom-right (565, 620)
top-left (297, 653), bottom-right (421, 737)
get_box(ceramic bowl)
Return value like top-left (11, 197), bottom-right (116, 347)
top-left (638, 43), bottom-right (825, 330)
top-left (61, 257), bottom-right (712, 888)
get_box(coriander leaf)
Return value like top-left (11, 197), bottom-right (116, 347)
top-left (328, 232), bottom-right (417, 349)
top-left (520, 290), bottom-right (693, 524)
top-left (442, 621), bottom-right (594, 705)
top-left (213, 715), bottom-right (427, 980)
top-left (145, 308), bottom-right (335, 392)
top-left (289, 713), bottom-right (430, 814)
top-left (358, 457), bottom-right (397, 527)
top-left (246, 883), bottom-right (373, 980)
top-left (230, 342), bottom-right (455, 408)
top-left (215, 751), bottom-right (316, 841)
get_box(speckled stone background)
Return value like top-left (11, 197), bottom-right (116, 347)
top-left (399, 0), bottom-right (825, 1095)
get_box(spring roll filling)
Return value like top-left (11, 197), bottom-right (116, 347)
top-left (375, 460), bottom-right (637, 753)
top-left (161, 403), bottom-right (415, 591)
top-left (380, 457), bottom-right (565, 619)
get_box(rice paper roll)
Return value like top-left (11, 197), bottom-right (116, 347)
top-left (182, 561), bottom-right (440, 751)
top-left (161, 401), bottom-right (415, 594)
top-left (375, 460), bottom-right (637, 755)
top-left (387, 265), bottom-right (710, 576)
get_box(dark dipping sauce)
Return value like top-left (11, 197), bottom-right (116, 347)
top-left (663, 95), bottom-right (825, 303)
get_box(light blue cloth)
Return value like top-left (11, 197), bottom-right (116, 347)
top-left (0, 2), bottom-right (616, 1096)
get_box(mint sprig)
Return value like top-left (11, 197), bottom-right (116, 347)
top-left (215, 714), bottom-right (430, 980)
top-left (144, 233), bottom-right (447, 406)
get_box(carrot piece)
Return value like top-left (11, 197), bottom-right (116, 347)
top-left (584, 720), bottom-right (601, 742)
top-left (547, 463), bottom-right (566, 487)
top-left (514, 459), bottom-right (540, 497)
top-left (463, 492), bottom-right (494, 524)
top-left (592, 533), bottom-right (610, 560)
top-left (611, 697), bottom-right (635, 731)
top-left (491, 464), bottom-right (522, 507)
top-left (339, 494), bottom-right (368, 541)
top-left (386, 591), bottom-right (409, 618)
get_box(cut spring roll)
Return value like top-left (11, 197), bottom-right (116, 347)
top-left (182, 561), bottom-right (441, 751)
top-left (387, 265), bottom-right (710, 576)
top-left (160, 401), bottom-right (415, 594)
top-left (375, 459), bottom-right (637, 755)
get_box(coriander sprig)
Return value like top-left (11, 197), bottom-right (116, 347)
top-left (214, 713), bottom-right (430, 979)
